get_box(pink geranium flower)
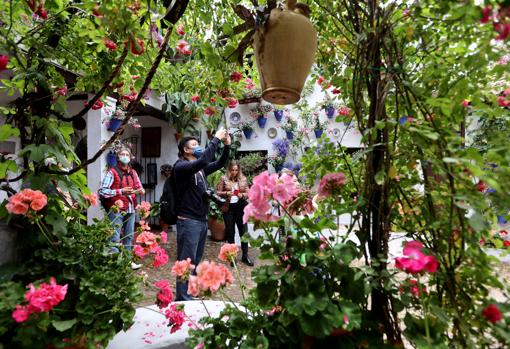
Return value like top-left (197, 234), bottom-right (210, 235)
top-left (154, 279), bottom-right (173, 308)
top-left (338, 106), bottom-right (351, 116)
top-left (395, 241), bottom-right (439, 274)
top-left (136, 201), bottom-right (152, 218)
top-left (204, 106), bottom-right (216, 116)
top-left (176, 25), bottom-right (185, 36)
top-left (0, 55), bottom-right (9, 71)
top-left (191, 95), bottom-right (200, 103)
top-left (226, 97), bottom-right (238, 109)
top-left (160, 231), bottom-right (168, 244)
top-left (461, 99), bottom-right (470, 108)
top-left (176, 40), bottom-right (192, 55)
top-left (153, 247), bottom-right (169, 267)
top-left (136, 231), bottom-right (158, 247)
top-left (114, 199), bottom-right (124, 209)
top-left (317, 172), bottom-right (347, 198)
top-left (83, 193), bottom-right (98, 206)
top-left (165, 303), bottom-right (185, 333)
top-left (6, 189), bottom-right (48, 215)
top-left (134, 244), bottom-right (148, 258)
top-left (188, 276), bottom-right (200, 297)
top-left (190, 261), bottom-right (234, 295)
top-left (218, 244), bottom-right (239, 262)
top-left (103, 39), bottom-right (118, 51)
top-left (480, 6), bottom-right (492, 24)
top-left (12, 277), bottom-right (68, 322)
top-left (171, 258), bottom-right (194, 279)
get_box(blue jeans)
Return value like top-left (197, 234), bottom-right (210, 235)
top-left (175, 218), bottom-right (208, 301)
top-left (108, 212), bottom-right (136, 252)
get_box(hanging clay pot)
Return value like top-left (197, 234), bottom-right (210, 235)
top-left (253, 0), bottom-right (317, 105)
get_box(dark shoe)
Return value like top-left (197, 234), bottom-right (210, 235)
top-left (241, 256), bottom-right (254, 267)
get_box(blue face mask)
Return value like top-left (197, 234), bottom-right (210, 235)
top-left (118, 155), bottom-right (131, 164)
top-left (192, 146), bottom-right (204, 157)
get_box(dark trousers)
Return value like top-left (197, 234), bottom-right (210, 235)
top-left (175, 218), bottom-right (208, 301)
top-left (223, 201), bottom-right (249, 256)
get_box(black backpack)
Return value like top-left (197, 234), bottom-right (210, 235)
top-left (159, 167), bottom-right (178, 225)
top-left (99, 166), bottom-right (135, 211)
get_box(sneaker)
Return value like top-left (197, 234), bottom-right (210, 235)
top-left (131, 262), bottom-right (142, 270)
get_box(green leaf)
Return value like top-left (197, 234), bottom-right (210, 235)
top-left (0, 124), bottom-right (19, 142)
top-left (52, 318), bottom-right (77, 332)
top-left (375, 170), bottom-right (386, 185)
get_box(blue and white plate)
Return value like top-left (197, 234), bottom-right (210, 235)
top-left (229, 112), bottom-right (241, 125)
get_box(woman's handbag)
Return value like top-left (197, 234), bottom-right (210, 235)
top-left (220, 201), bottom-right (230, 213)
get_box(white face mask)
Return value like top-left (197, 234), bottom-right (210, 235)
top-left (118, 155), bottom-right (130, 164)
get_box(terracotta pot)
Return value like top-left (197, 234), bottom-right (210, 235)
top-left (174, 132), bottom-right (182, 143)
top-left (253, 0), bottom-right (317, 105)
top-left (208, 218), bottom-right (226, 241)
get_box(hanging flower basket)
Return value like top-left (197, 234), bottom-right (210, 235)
top-left (106, 151), bottom-right (117, 167)
top-left (274, 109), bottom-right (284, 122)
top-left (253, 0), bottom-right (317, 104)
top-left (286, 130), bottom-right (294, 140)
top-left (107, 117), bottom-right (122, 132)
top-left (257, 117), bottom-right (268, 129)
top-left (314, 129), bottom-right (323, 138)
top-left (325, 106), bottom-right (335, 119)
top-left (243, 129), bottom-right (254, 139)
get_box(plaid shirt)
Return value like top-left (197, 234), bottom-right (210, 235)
top-left (98, 168), bottom-right (142, 214)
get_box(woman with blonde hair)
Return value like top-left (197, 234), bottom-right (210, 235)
top-left (216, 160), bottom-right (253, 266)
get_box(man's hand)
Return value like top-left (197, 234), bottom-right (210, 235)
top-left (214, 127), bottom-right (227, 140)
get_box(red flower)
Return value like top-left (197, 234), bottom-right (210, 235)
top-left (176, 25), bottom-right (185, 36)
top-left (504, 240), bottom-right (510, 247)
top-left (209, 97), bottom-right (217, 103)
top-left (154, 280), bottom-right (173, 309)
top-left (0, 55), bottom-right (9, 71)
top-left (176, 40), bottom-right (192, 55)
top-left (230, 71), bottom-right (243, 83)
top-left (103, 39), bottom-right (118, 51)
top-left (332, 88), bottom-right (341, 94)
top-left (395, 241), bottom-right (439, 274)
top-left (317, 76), bottom-right (325, 85)
top-left (226, 97), bottom-right (238, 109)
top-left (191, 95), bottom-right (200, 103)
top-left (482, 304), bottom-right (503, 324)
top-left (89, 100), bottom-right (104, 110)
top-left (55, 85), bottom-right (68, 97)
top-left (92, 4), bottom-right (102, 17)
top-left (204, 106), bottom-right (216, 116)
top-left (480, 6), bottom-right (492, 24)
top-left (461, 99), bottom-right (469, 108)
top-left (37, 4), bottom-right (48, 19)
top-left (497, 95), bottom-right (510, 107)
top-left (130, 38), bottom-right (145, 56)
top-left (494, 22), bottom-right (510, 41)
top-left (476, 180), bottom-right (488, 192)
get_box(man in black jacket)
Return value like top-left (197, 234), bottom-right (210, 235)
top-left (174, 128), bottom-right (230, 301)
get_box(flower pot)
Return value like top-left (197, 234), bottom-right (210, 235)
top-left (253, 0), bottom-right (317, 105)
top-left (314, 129), bottom-right (323, 138)
top-left (285, 130), bottom-right (294, 140)
top-left (174, 132), bottom-right (182, 143)
top-left (106, 151), bottom-right (117, 167)
top-left (274, 164), bottom-right (283, 173)
top-left (107, 117), bottom-right (122, 132)
top-left (325, 106), bottom-right (335, 119)
top-left (274, 109), bottom-right (284, 122)
top-left (208, 218), bottom-right (226, 241)
top-left (243, 129), bottom-right (254, 139)
top-left (257, 117), bottom-right (268, 129)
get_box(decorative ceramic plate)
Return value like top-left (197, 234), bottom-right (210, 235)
top-left (229, 112), bottom-right (241, 125)
top-left (332, 128), bottom-right (341, 138)
top-left (267, 127), bottom-right (278, 139)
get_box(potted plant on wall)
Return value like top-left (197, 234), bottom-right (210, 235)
top-left (281, 115), bottom-right (298, 140)
top-left (103, 101), bottom-right (140, 132)
top-left (249, 103), bottom-right (273, 129)
top-left (272, 104), bottom-right (285, 122)
top-left (312, 112), bottom-right (328, 138)
top-left (238, 119), bottom-right (255, 139)
top-left (319, 93), bottom-right (337, 119)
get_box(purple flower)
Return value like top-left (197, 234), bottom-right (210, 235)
top-left (272, 139), bottom-right (290, 158)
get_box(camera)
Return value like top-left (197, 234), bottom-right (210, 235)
top-left (205, 189), bottom-right (226, 206)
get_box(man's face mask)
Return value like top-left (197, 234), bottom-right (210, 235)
top-left (192, 146), bottom-right (204, 158)
top-left (118, 155), bottom-right (131, 164)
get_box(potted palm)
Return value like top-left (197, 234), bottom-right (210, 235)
top-left (162, 92), bottom-right (197, 141)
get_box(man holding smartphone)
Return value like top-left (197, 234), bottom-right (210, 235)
top-left (99, 147), bottom-right (145, 269)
